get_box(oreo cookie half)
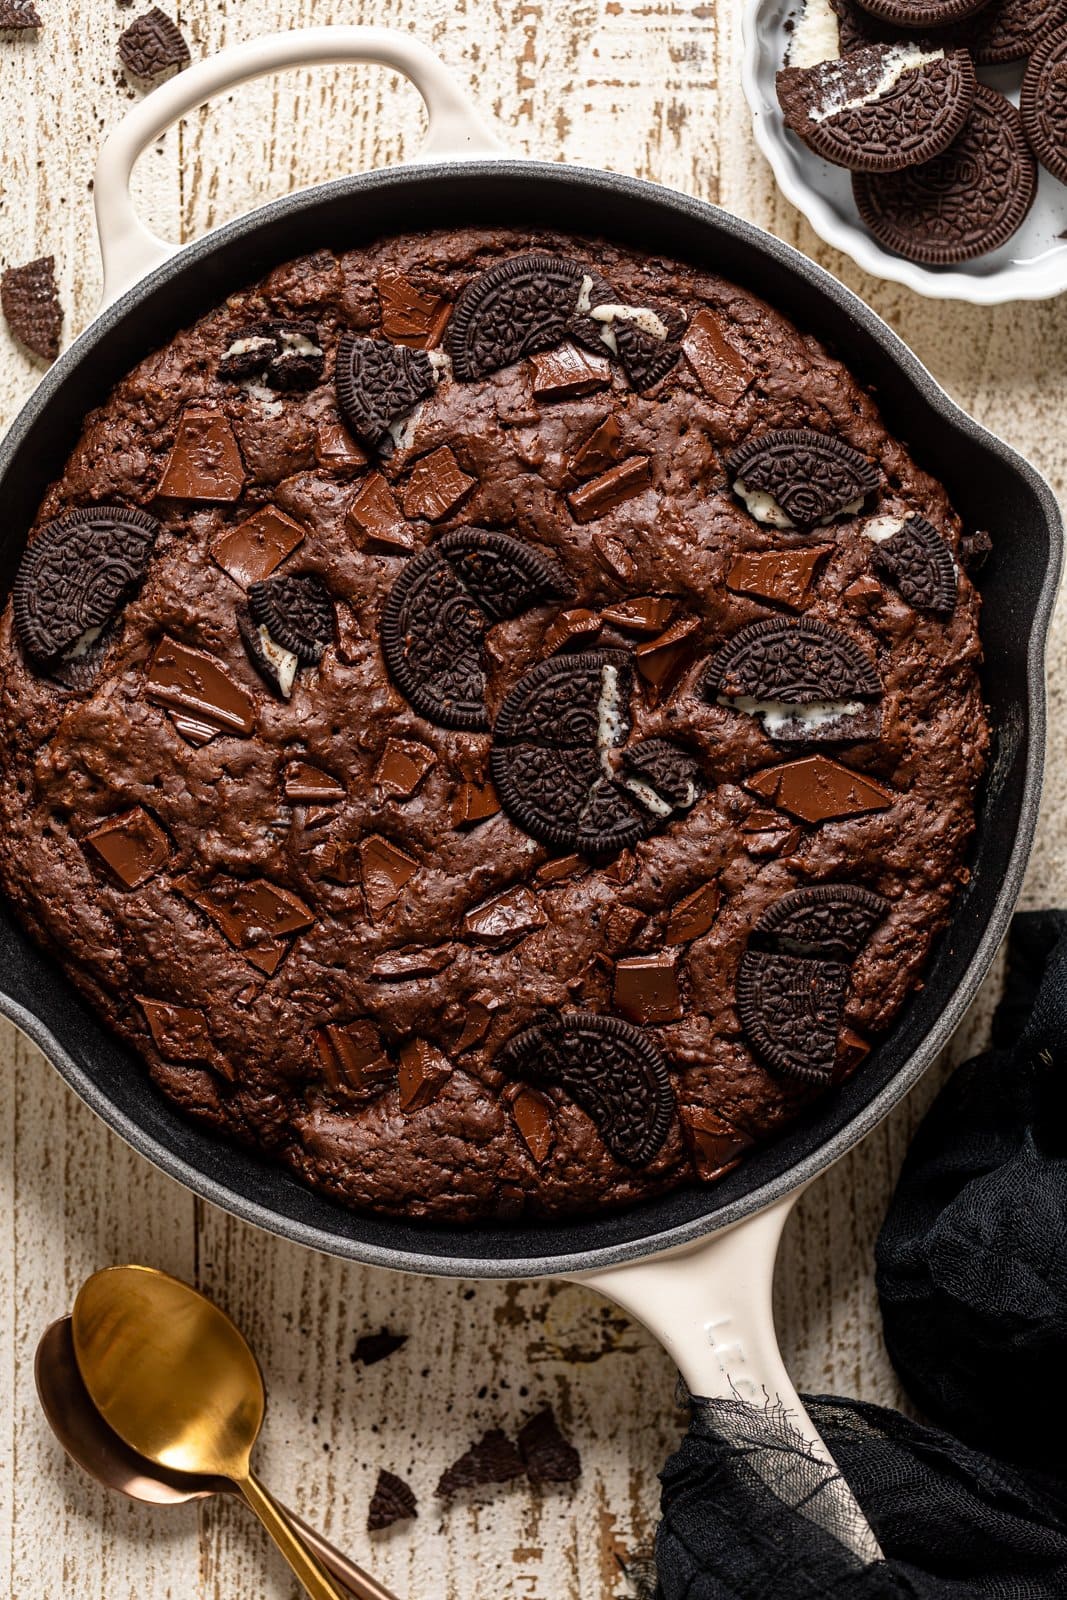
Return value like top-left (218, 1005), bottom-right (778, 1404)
top-left (853, 86), bottom-right (1038, 265)
top-left (702, 617), bottom-right (882, 742)
top-left (727, 429), bottom-right (880, 529)
top-left (850, 0), bottom-right (992, 24)
top-left (1021, 22), bottom-right (1067, 184)
top-left (13, 505), bottom-right (160, 665)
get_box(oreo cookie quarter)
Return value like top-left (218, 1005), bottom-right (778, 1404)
top-left (777, 44), bottom-right (976, 173)
top-left (853, 86), bottom-right (1037, 265)
top-left (1021, 23), bottom-right (1067, 184)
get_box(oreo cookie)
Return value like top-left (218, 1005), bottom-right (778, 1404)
top-left (217, 321), bottom-right (324, 391)
top-left (448, 255), bottom-right (588, 382)
top-left (777, 43), bottom-right (977, 172)
top-left (871, 514), bottom-right (958, 613)
top-left (13, 505), bottom-right (159, 664)
top-left (335, 333), bottom-right (436, 450)
top-left (853, 86), bottom-right (1038, 265)
top-left (1021, 22), bottom-right (1067, 183)
top-left (969, 0), bottom-right (1067, 63)
top-left (727, 428), bottom-right (880, 529)
top-left (702, 618), bottom-right (881, 742)
top-left (851, 0), bottom-right (992, 23)
top-left (495, 1009), bottom-right (675, 1166)
top-left (754, 883), bottom-right (889, 959)
top-left (381, 529), bottom-right (573, 730)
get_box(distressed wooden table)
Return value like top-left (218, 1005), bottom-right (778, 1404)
top-left (1, 3), bottom-right (1065, 1596)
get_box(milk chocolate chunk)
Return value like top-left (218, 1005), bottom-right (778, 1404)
top-left (569, 414), bottom-right (626, 481)
top-left (314, 1020), bottom-right (395, 1101)
top-left (1, 255), bottom-right (61, 360)
top-left (283, 761), bottom-right (345, 804)
top-left (448, 254), bottom-right (588, 382)
top-left (451, 779), bottom-right (500, 827)
top-left (747, 755), bottom-right (894, 822)
top-left (613, 954), bottom-right (682, 1025)
top-left (210, 506), bottom-right (305, 588)
top-left (346, 472), bottom-right (413, 550)
top-left (302, 806), bottom-right (336, 830)
top-left (0, 1), bottom-right (42, 29)
top-left (397, 1038), bottom-right (452, 1112)
top-left (375, 738), bottom-right (436, 798)
top-left (507, 1084), bottom-right (556, 1164)
top-left (138, 999), bottom-right (214, 1065)
top-left (726, 547), bottom-right (831, 610)
top-left (370, 947), bottom-right (455, 981)
top-left (145, 637), bottom-right (256, 736)
top-left (591, 531), bottom-right (637, 582)
top-left (335, 333), bottom-right (435, 451)
top-left (359, 834), bottom-right (419, 917)
top-left (378, 266), bottom-right (450, 348)
top-left (179, 873), bottom-right (315, 954)
top-left (368, 1469), bottom-right (418, 1533)
top-left (682, 308), bottom-right (753, 403)
top-left (455, 996), bottom-right (498, 1052)
top-left (665, 882), bottom-right (721, 945)
top-left (517, 1408), bottom-right (581, 1484)
top-left (155, 410), bottom-right (245, 501)
top-left (755, 883), bottom-right (888, 959)
top-left (567, 456), bottom-right (652, 522)
top-left (703, 617), bottom-right (881, 714)
top-left (872, 513), bottom-right (957, 614)
top-left (436, 1429), bottom-right (526, 1498)
top-left (85, 806), bottom-right (170, 889)
top-left (248, 573), bottom-right (334, 664)
top-left (737, 949), bottom-right (851, 1084)
top-left (685, 1109), bottom-right (754, 1181)
top-left (602, 596), bottom-right (675, 634)
top-left (728, 429), bottom-right (880, 529)
top-left (496, 1008), bottom-right (674, 1166)
top-left (634, 616), bottom-right (700, 688)
top-left (463, 885), bottom-right (547, 946)
top-left (544, 607), bottom-right (601, 652)
top-left (530, 342), bottom-right (611, 399)
top-left (118, 7), bottom-right (190, 79)
top-left (314, 420), bottom-right (367, 472)
top-left (402, 445), bottom-right (476, 522)
top-left (13, 505), bottom-right (159, 663)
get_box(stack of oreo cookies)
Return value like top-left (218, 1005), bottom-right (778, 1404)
top-left (777, 0), bottom-right (1067, 264)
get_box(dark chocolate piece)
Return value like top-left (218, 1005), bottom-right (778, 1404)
top-left (378, 266), bottom-right (450, 348)
top-left (211, 506), bottom-right (304, 588)
top-left (507, 1085), bottom-right (556, 1163)
top-left (359, 834), bottom-right (419, 917)
top-left (728, 428), bottom-right (880, 528)
top-left (1, 255), bottom-right (61, 360)
top-left (374, 739), bottom-right (436, 797)
top-left (665, 883), bottom-right (721, 945)
top-left (118, 7), bottom-right (190, 79)
top-left (139, 999), bottom-right (214, 1065)
top-left (530, 342), bottom-right (611, 398)
top-left (155, 410), bottom-right (245, 501)
top-left (13, 505), bottom-right (158, 662)
top-left (463, 886), bottom-right (547, 946)
top-left (334, 333), bottom-right (436, 451)
top-left (314, 1020), bottom-right (394, 1102)
top-left (567, 456), bottom-right (651, 522)
top-left (397, 1038), bottom-right (452, 1112)
top-left (682, 308), bottom-right (753, 403)
top-left (613, 954), bottom-right (683, 1025)
top-left (746, 755), bottom-right (894, 822)
top-left (872, 514), bottom-right (957, 614)
top-left (402, 445), bottom-right (476, 521)
top-left (85, 806), bottom-right (170, 889)
top-left (726, 547), bottom-right (831, 610)
top-left (346, 473), bottom-right (412, 549)
top-left (144, 636), bottom-right (256, 737)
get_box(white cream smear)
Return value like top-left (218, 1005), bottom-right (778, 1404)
top-left (862, 515), bottom-right (906, 543)
top-left (258, 627), bottom-right (298, 699)
top-left (719, 694), bottom-right (866, 735)
top-left (63, 623), bottom-right (105, 660)
top-left (787, 0), bottom-right (842, 67)
top-left (735, 477), bottom-right (865, 530)
top-left (576, 274), bottom-right (668, 356)
top-left (809, 46), bottom-right (946, 124)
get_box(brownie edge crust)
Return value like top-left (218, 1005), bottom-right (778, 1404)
top-left (0, 228), bottom-right (988, 1223)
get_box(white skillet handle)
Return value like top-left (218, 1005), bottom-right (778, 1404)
top-left (93, 25), bottom-right (505, 309)
top-left (574, 1189), bottom-right (885, 1567)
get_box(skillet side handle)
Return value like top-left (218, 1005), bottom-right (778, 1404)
top-left (572, 1188), bottom-right (884, 1568)
top-left (93, 25), bottom-right (505, 308)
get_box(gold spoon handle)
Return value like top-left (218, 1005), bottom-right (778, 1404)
top-left (237, 1471), bottom-right (352, 1600)
top-left (285, 1503), bottom-right (402, 1600)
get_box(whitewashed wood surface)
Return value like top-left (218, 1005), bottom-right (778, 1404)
top-left (0, 2), bottom-right (1065, 1596)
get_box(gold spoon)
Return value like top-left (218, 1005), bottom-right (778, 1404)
top-left (35, 1317), bottom-right (398, 1600)
top-left (73, 1265), bottom-right (359, 1600)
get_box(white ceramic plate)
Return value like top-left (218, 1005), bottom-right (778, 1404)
top-left (740, 0), bottom-right (1067, 302)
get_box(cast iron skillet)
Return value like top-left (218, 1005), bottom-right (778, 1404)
top-left (0, 30), bottom-right (1059, 1292)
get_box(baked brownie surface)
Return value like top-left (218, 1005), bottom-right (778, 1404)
top-left (0, 229), bottom-right (988, 1221)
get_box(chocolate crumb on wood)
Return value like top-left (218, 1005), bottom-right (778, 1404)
top-left (436, 1428), bottom-right (526, 1498)
top-left (367, 1468), bottom-right (417, 1532)
top-left (1, 255), bottom-right (61, 361)
top-left (517, 1406), bottom-right (582, 1483)
top-left (118, 7), bottom-right (190, 80)
top-left (352, 1329), bottom-right (408, 1366)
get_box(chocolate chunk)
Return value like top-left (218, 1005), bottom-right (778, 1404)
top-left (496, 1008), bottom-right (674, 1166)
top-left (13, 505), bottom-right (158, 663)
top-left (726, 547), bottom-right (831, 610)
top-left (451, 779), bottom-right (500, 827)
top-left (378, 267), bottom-right (450, 348)
top-left (872, 513), bottom-right (958, 614)
top-left (179, 875), bottom-right (314, 962)
top-left (359, 834), bottom-right (418, 917)
top-left (353, 1330), bottom-right (408, 1366)
top-left (567, 455), bottom-right (651, 522)
top-left (746, 755), bottom-right (894, 822)
top-left (1, 255), bottom-right (61, 360)
top-left (314, 420), bottom-right (367, 472)
top-left (685, 1109), bottom-right (754, 1181)
top-left (156, 410), bottom-right (245, 501)
top-left (283, 761), bottom-right (345, 804)
top-left (85, 806), bottom-right (170, 889)
top-left (138, 998), bottom-right (213, 1064)
top-left (602, 596), bottom-right (674, 634)
top-left (507, 1085), bottom-right (555, 1163)
top-left (613, 954), bottom-right (682, 1025)
top-left (398, 1038), bottom-right (452, 1112)
top-left (448, 254), bottom-right (588, 382)
top-left (777, 45), bottom-right (976, 173)
top-left (568, 414), bottom-right (626, 481)
top-left (634, 616), bottom-right (701, 688)
top-left (144, 637), bottom-right (255, 736)
top-left (702, 617), bottom-right (881, 707)
top-left (530, 342), bottom-right (611, 399)
top-left (370, 947), bottom-right (455, 981)
top-left (118, 7), bottom-right (190, 79)
top-left (314, 1020), bottom-right (394, 1101)
top-left (375, 738), bottom-right (436, 797)
top-left (544, 607), bottom-right (601, 652)
top-left (368, 1468), bottom-right (418, 1532)
top-left (454, 996), bottom-right (498, 1052)
top-left (248, 573), bottom-right (334, 664)
top-left (346, 472), bottom-right (413, 550)
top-left (402, 446), bottom-right (476, 522)
top-left (754, 883), bottom-right (888, 959)
top-left (591, 531), bottom-right (637, 582)
top-left (728, 429), bottom-right (880, 529)
top-left (464, 886), bottom-right (547, 946)
top-left (217, 321), bottom-right (324, 390)
top-left (665, 882), bottom-right (721, 945)
top-left (302, 805), bottom-right (336, 831)
top-left (737, 949), bottom-right (850, 1084)
top-left (436, 1429), bottom-right (526, 1498)
top-left (334, 333), bottom-right (435, 451)
top-left (682, 308), bottom-right (753, 403)
top-left (517, 1408), bottom-right (581, 1484)
top-left (0, 0), bottom-right (42, 28)
top-left (853, 87), bottom-right (1037, 265)
top-left (381, 529), bottom-right (572, 730)
top-left (210, 506), bottom-right (304, 588)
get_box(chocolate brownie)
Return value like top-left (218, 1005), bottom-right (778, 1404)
top-left (0, 229), bottom-right (988, 1222)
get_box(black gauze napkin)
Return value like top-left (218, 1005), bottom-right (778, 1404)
top-left (653, 913), bottom-right (1067, 1599)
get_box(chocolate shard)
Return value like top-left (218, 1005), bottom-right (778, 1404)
top-left (530, 342), bottom-right (611, 399)
top-left (726, 547), bottom-right (832, 611)
top-left (353, 1330), bottom-right (408, 1367)
top-left (138, 998), bottom-right (214, 1066)
top-left (314, 1019), bottom-right (394, 1102)
top-left (544, 607), bottom-right (601, 653)
top-left (335, 333), bottom-right (436, 451)
top-left (634, 616), bottom-right (700, 688)
top-left (436, 1429), bottom-right (526, 1499)
top-left (665, 882), bottom-right (721, 945)
top-left (178, 874), bottom-right (314, 957)
top-left (1, 255), bottom-right (61, 360)
top-left (506, 1084), bottom-right (556, 1164)
top-left (746, 755), bottom-right (894, 823)
top-left (873, 514), bottom-right (958, 615)
top-left (451, 779), bottom-right (500, 827)
top-left (685, 1109), bottom-right (754, 1181)
top-left (370, 946), bottom-right (455, 982)
top-left (283, 761), bottom-right (345, 804)
top-left (359, 834), bottom-right (419, 917)
top-left (402, 445), bottom-right (476, 522)
top-left (211, 506), bottom-right (305, 588)
top-left (374, 738), bottom-right (436, 798)
top-left (397, 1038), bottom-right (452, 1113)
top-left (682, 307), bottom-right (753, 403)
top-left (728, 428), bottom-right (880, 529)
top-left (367, 1468), bottom-right (418, 1532)
top-left (13, 505), bottom-right (159, 663)
top-left (601, 595), bottom-right (674, 634)
top-left (463, 886), bottom-right (547, 947)
top-left (378, 266), bottom-right (450, 348)
top-left (315, 420), bottom-right (367, 472)
top-left (155, 410), bottom-right (245, 502)
top-left (516, 1407), bottom-right (581, 1485)
top-left (567, 456), bottom-right (651, 522)
top-left (568, 414), bottom-right (626, 481)
top-left (118, 7), bottom-right (190, 79)
top-left (346, 472), bottom-right (413, 550)
top-left (85, 806), bottom-right (170, 889)
top-left (613, 953), bottom-right (682, 1025)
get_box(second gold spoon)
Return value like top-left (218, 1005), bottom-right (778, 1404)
top-left (72, 1265), bottom-right (353, 1600)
